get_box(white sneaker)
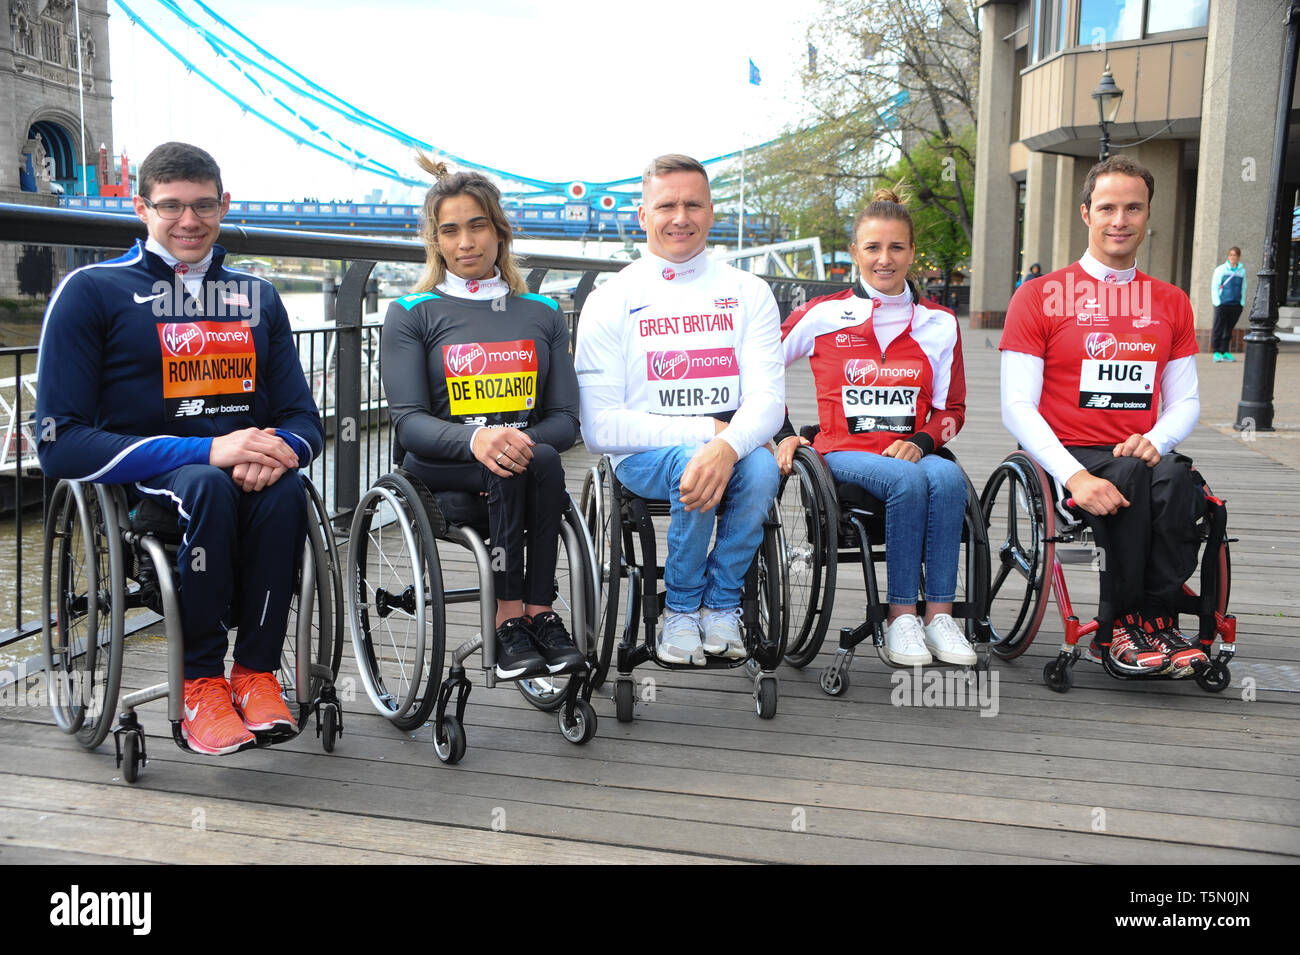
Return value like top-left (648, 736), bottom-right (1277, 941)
top-left (885, 614), bottom-right (933, 666)
top-left (701, 607), bottom-right (747, 659)
top-left (658, 610), bottom-right (705, 665)
top-left (923, 613), bottom-right (978, 665)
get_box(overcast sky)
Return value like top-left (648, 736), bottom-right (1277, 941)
top-left (107, 0), bottom-right (825, 205)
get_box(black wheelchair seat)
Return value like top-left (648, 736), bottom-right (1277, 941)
top-left (430, 489), bottom-right (491, 541)
top-left (127, 495), bottom-right (185, 544)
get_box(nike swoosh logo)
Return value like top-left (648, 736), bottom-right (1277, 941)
top-left (237, 692), bottom-right (250, 708)
top-left (184, 703), bottom-right (199, 721)
top-left (629, 305), bottom-right (650, 314)
top-left (134, 292), bottom-right (167, 304)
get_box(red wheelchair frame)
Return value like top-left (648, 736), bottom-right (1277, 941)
top-left (979, 451), bottom-right (1236, 693)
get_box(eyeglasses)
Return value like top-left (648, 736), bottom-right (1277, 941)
top-left (141, 197), bottom-right (224, 220)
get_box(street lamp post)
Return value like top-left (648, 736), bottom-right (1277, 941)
top-left (1236, 0), bottom-right (1300, 433)
top-left (1091, 65), bottom-right (1124, 161)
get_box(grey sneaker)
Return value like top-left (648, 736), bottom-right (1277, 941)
top-left (701, 607), bottom-right (747, 659)
top-left (885, 614), bottom-right (933, 666)
top-left (922, 613), bottom-right (977, 665)
top-left (658, 610), bottom-right (705, 665)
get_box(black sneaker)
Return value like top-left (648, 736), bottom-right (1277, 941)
top-left (528, 612), bottom-right (586, 674)
top-left (494, 617), bottom-right (548, 680)
top-left (1142, 616), bottom-right (1207, 679)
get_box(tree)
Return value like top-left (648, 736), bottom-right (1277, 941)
top-left (881, 125), bottom-right (975, 292)
top-left (740, 0), bottom-right (979, 269)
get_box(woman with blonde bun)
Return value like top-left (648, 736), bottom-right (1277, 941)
top-left (380, 153), bottom-right (584, 681)
top-left (776, 188), bottom-right (975, 667)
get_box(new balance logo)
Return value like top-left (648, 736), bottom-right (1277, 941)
top-left (176, 399), bottom-right (205, 416)
top-left (1085, 395), bottom-right (1112, 408)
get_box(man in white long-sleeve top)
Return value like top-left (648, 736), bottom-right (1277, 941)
top-left (575, 154), bottom-right (784, 664)
top-left (999, 155), bottom-right (1208, 678)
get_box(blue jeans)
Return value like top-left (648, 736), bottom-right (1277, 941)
top-left (822, 451), bottom-right (966, 605)
top-left (616, 446), bottom-right (779, 612)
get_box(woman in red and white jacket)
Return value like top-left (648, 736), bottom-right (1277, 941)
top-left (776, 189), bottom-right (974, 667)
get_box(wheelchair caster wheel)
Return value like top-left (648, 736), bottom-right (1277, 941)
top-left (755, 680), bottom-right (778, 719)
top-left (120, 730), bottom-right (144, 784)
top-left (614, 680), bottom-right (634, 723)
top-left (559, 699), bottom-right (597, 744)
top-left (1195, 660), bottom-right (1230, 693)
top-left (820, 666), bottom-right (848, 696)
top-left (434, 716), bottom-right (466, 765)
top-left (1043, 658), bottom-right (1073, 693)
top-left (320, 704), bottom-right (339, 753)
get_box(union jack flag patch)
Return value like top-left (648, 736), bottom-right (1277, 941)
top-left (714, 297), bottom-right (739, 310)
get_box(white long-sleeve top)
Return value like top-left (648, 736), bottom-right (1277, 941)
top-left (575, 249), bottom-right (785, 468)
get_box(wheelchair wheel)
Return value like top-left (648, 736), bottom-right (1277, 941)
top-left (42, 482), bottom-right (125, 751)
top-left (980, 453), bottom-right (1054, 659)
top-left (749, 509), bottom-right (786, 663)
top-left (280, 477), bottom-right (344, 716)
top-left (779, 448), bottom-right (837, 669)
top-left (517, 499), bottom-right (597, 712)
top-left (348, 473), bottom-right (445, 731)
top-left (581, 460), bottom-right (622, 691)
top-left (956, 463), bottom-right (993, 646)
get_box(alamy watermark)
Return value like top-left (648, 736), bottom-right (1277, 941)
top-left (890, 666), bottom-right (999, 717)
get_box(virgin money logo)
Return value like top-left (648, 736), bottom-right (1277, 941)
top-left (844, 358), bottom-right (880, 386)
top-left (661, 267), bottom-right (675, 281)
top-left (445, 342), bottom-right (487, 376)
top-left (466, 279), bottom-right (480, 293)
top-left (160, 323), bottom-right (205, 356)
top-left (648, 350), bottom-right (690, 380)
top-left (1084, 332), bottom-right (1118, 360)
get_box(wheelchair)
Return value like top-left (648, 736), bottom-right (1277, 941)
top-left (579, 455), bottom-right (784, 722)
top-left (41, 474), bottom-right (344, 783)
top-left (979, 450), bottom-right (1235, 693)
top-left (347, 465), bottom-right (600, 765)
top-left (777, 439), bottom-right (993, 697)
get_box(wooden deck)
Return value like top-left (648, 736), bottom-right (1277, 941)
top-left (2, 329), bottom-right (1297, 865)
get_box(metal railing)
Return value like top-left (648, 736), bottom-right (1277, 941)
top-left (0, 201), bottom-right (846, 650)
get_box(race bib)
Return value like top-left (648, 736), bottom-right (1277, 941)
top-left (645, 347), bottom-right (739, 414)
top-left (840, 356), bottom-right (922, 434)
top-left (158, 321), bottom-right (256, 420)
top-left (1077, 332), bottom-right (1157, 410)
top-left (443, 339), bottom-right (538, 416)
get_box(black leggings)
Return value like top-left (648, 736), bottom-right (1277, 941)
top-left (1211, 304), bottom-right (1243, 353)
top-left (1067, 446), bottom-right (1203, 623)
top-left (402, 443), bottom-right (565, 604)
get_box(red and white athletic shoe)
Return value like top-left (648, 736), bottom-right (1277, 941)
top-left (230, 662), bottom-right (297, 738)
top-left (1090, 614), bottom-right (1169, 676)
top-left (1143, 617), bottom-right (1208, 678)
top-left (182, 676), bottom-right (256, 755)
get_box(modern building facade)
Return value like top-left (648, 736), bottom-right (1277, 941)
top-left (972, 0), bottom-right (1299, 344)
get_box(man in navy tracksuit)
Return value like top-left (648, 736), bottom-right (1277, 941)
top-left (36, 142), bottom-right (324, 755)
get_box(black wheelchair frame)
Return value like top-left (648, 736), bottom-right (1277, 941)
top-left (347, 468), bottom-right (600, 764)
top-left (777, 444), bottom-right (993, 697)
top-left (580, 456), bottom-right (785, 722)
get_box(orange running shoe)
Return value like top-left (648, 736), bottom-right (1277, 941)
top-left (230, 662), bottom-right (297, 738)
top-left (182, 676), bottom-right (256, 755)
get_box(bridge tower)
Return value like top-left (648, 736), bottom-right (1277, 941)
top-left (1, 0), bottom-right (113, 297)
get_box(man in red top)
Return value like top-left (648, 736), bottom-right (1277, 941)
top-left (1000, 156), bottom-right (1208, 677)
